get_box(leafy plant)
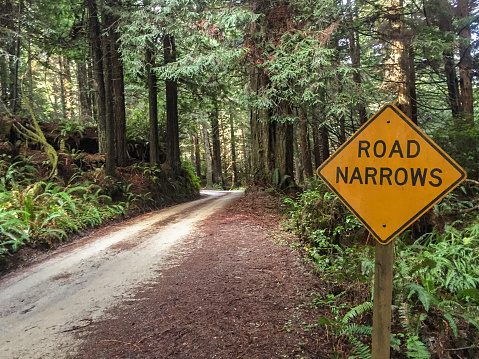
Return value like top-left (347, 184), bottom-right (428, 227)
top-left (56, 121), bottom-right (85, 151)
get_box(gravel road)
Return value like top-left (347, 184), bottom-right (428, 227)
top-left (0, 190), bottom-right (243, 359)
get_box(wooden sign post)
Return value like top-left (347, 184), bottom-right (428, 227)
top-left (317, 104), bottom-right (466, 358)
top-left (371, 242), bottom-right (394, 358)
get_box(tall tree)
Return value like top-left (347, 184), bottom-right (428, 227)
top-left (457, 0), bottom-right (474, 121)
top-left (164, 34), bottom-right (181, 171)
top-left (247, 0), bottom-right (295, 185)
top-left (229, 111), bottom-right (239, 188)
top-left (146, 47), bottom-right (159, 165)
top-left (87, 0), bottom-right (107, 154)
top-left (202, 123), bottom-right (213, 188)
top-left (210, 106), bottom-right (224, 186)
top-left (298, 109), bottom-right (313, 178)
top-left (100, 7), bottom-right (116, 177)
top-left (108, 0), bottom-right (128, 166)
top-left (77, 61), bottom-right (93, 122)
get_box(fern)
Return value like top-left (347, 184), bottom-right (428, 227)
top-left (406, 336), bottom-right (430, 359)
top-left (348, 333), bottom-right (371, 359)
top-left (342, 301), bottom-right (373, 325)
top-left (405, 283), bottom-right (435, 312)
top-left (443, 313), bottom-right (459, 337)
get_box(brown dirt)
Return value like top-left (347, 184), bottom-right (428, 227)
top-left (72, 190), bottom-right (332, 358)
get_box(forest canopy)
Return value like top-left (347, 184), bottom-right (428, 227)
top-left (0, 0), bottom-right (477, 185)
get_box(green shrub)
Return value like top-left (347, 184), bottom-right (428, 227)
top-left (284, 180), bottom-right (479, 358)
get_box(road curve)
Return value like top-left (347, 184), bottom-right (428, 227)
top-left (0, 190), bottom-right (243, 359)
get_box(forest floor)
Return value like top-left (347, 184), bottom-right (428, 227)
top-left (72, 188), bottom-right (332, 359)
top-left (1, 189), bottom-right (335, 359)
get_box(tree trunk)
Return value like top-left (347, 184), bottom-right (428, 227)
top-left (293, 122), bottom-right (302, 183)
top-left (430, 0), bottom-right (462, 118)
top-left (164, 34), bottom-right (180, 171)
top-left (11, 0), bottom-right (21, 113)
top-left (407, 45), bottom-right (418, 124)
top-left (59, 56), bottom-right (72, 119)
top-left (210, 106), bottom-right (224, 186)
top-left (87, 0), bottom-right (107, 154)
top-left (444, 52), bottom-right (462, 118)
top-left (457, 0), bottom-right (474, 122)
top-left (109, 6), bottom-right (128, 166)
top-left (242, 129), bottom-right (250, 181)
top-left (100, 8), bottom-right (116, 177)
top-left (248, 0), bottom-right (295, 186)
top-left (77, 61), bottom-right (93, 123)
top-left (230, 112), bottom-right (239, 188)
top-left (348, 8), bottom-right (367, 125)
top-left (63, 57), bottom-right (73, 119)
top-left (59, 56), bottom-right (66, 118)
top-left (146, 48), bottom-right (159, 165)
top-left (27, 41), bottom-right (33, 105)
top-left (193, 132), bottom-right (202, 178)
top-left (312, 120), bottom-right (322, 169)
top-left (298, 109), bottom-right (313, 179)
top-left (388, 0), bottom-right (411, 119)
top-left (87, 58), bottom-right (96, 122)
top-left (319, 125), bottom-right (330, 163)
top-left (202, 124), bottom-right (213, 188)
top-left (0, 53), bottom-right (8, 112)
top-left (249, 66), bottom-right (273, 185)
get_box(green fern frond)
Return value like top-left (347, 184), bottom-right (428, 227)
top-left (342, 301), bottom-right (373, 324)
top-left (348, 334), bottom-right (371, 359)
top-left (443, 313), bottom-right (459, 337)
top-left (405, 283), bottom-right (437, 312)
top-left (406, 336), bottom-right (430, 359)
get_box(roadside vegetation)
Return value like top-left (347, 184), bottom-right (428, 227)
top-left (283, 179), bottom-right (479, 359)
top-left (0, 151), bottom-right (200, 264)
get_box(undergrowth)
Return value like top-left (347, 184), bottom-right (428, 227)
top-left (0, 155), bottom-right (200, 258)
top-left (283, 179), bottom-right (479, 359)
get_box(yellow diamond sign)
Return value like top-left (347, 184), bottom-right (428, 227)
top-left (317, 103), bottom-right (466, 245)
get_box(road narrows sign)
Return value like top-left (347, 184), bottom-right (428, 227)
top-left (316, 103), bottom-right (466, 245)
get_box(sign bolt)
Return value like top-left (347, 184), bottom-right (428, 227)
top-left (382, 224), bottom-right (386, 227)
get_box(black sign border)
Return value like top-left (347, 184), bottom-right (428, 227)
top-left (317, 103), bottom-right (467, 245)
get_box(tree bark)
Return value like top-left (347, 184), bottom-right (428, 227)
top-left (319, 125), bottom-right (330, 163)
top-left (146, 47), bottom-right (159, 165)
top-left (444, 52), bottom-right (462, 118)
top-left (59, 57), bottom-right (66, 118)
top-left (108, 4), bottom-right (128, 166)
top-left (293, 122), bottom-right (302, 183)
top-left (64, 57), bottom-right (73, 119)
top-left (193, 132), bottom-right (202, 178)
top-left (210, 106), bottom-right (224, 186)
top-left (77, 61), bottom-right (93, 123)
top-left (11, 0), bottom-right (21, 113)
top-left (249, 66), bottom-right (273, 185)
top-left (312, 123), bottom-right (322, 169)
top-left (87, 0), bottom-right (107, 154)
top-left (0, 53), bottom-right (8, 112)
top-left (348, 3), bottom-right (367, 125)
top-left (457, 0), bottom-right (474, 122)
top-left (202, 124), bottom-right (213, 188)
top-left (429, 0), bottom-right (462, 118)
top-left (298, 109), bottom-right (313, 179)
top-left (230, 112), bottom-right (239, 188)
top-left (407, 45), bottom-right (418, 124)
top-left (100, 8), bottom-right (116, 177)
top-left (59, 56), bottom-right (72, 119)
top-left (388, 0), bottom-right (411, 119)
top-left (248, 0), bottom-right (294, 186)
top-left (164, 34), bottom-right (180, 171)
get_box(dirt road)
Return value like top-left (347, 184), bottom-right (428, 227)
top-left (0, 190), bottom-right (244, 359)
